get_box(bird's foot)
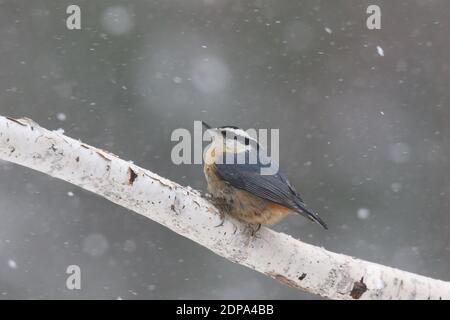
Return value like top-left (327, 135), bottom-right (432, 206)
top-left (209, 197), bottom-right (232, 228)
top-left (245, 223), bottom-right (262, 238)
top-left (214, 210), bottom-right (226, 228)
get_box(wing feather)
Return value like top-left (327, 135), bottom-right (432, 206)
top-left (215, 152), bottom-right (327, 229)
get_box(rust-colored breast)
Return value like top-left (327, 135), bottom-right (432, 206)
top-left (203, 143), bottom-right (292, 225)
top-left (263, 202), bottom-right (292, 225)
top-left (267, 202), bottom-right (292, 213)
top-left (232, 189), bottom-right (292, 225)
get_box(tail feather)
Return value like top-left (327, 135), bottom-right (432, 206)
top-left (293, 199), bottom-right (328, 230)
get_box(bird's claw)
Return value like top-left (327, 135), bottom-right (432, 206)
top-left (244, 223), bottom-right (262, 238)
top-left (214, 211), bottom-right (226, 228)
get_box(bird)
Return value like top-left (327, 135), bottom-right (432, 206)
top-left (202, 122), bottom-right (328, 230)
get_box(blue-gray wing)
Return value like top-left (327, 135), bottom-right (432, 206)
top-left (215, 161), bottom-right (301, 209)
top-left (214, 153), bottom-right (328, 229)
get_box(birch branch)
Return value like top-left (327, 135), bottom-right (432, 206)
top-left (0, 115), bottom-right (448, 300)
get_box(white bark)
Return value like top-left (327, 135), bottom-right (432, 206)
top-left (0, 115), bottom-right (449, 300)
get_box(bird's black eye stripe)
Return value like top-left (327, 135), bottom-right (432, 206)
top-left (224, 133), bottom-right (250, 145)
top-left (220, 128), bottom-right (255, 147)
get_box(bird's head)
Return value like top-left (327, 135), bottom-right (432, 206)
top-left (202, 121), bottom-right (258, 160)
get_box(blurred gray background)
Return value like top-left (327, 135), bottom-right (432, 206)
top-left (0, 0), bottom-right (450, 299)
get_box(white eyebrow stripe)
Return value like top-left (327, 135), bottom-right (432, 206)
top-left (220, 128), bottom-right (258, 142)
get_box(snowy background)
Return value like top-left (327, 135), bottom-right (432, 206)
top-left (1, 0), bottom-right (450, 299)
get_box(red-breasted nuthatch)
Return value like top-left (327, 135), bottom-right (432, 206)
top-left (202, 122), bottom-right (327, 229)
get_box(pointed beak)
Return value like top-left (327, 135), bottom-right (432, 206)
top-left (202, 121), bottom-right (212, 130)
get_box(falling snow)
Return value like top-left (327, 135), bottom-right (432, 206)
top-left (357, 208), bottom-right (371, 220)
top-left (1, 0), bottom-right (449, 301)
top-left (391, 183), bottom-right (402, 193)
top-left (173, 76), bottom-right (183, 84)
top-left (8, 260), bottom-right (17, 269)
top-left (56, 113), bottom-right (66, 121)
top-left (191, 56), bottom-right (230, 94)
top-left (82, 233), bottom-right (109, 257)
top-left (377, 46), bottom-right (384, 57)
top-left (123, 240), bottom-right (137, 253)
